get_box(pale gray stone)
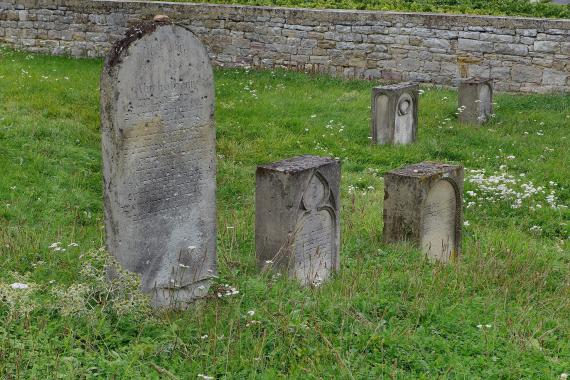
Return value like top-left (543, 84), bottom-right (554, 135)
top-left (371, 82), bottom-right (419, 145)
top-left (495, 43), bottom-right (528, 56)
top-left (383, 162), bottom-right (464, 263)
top-left (511, 64), bottom-right (542, 83)
top-left (534, 40), bottom-right (559, 53)
top-left (424, 37), bottom-right (450, 51)
top-left (101, 21), bottom-right (217, 308)
top-left (458, 77), bottom-right (494, 125)
top-left (256, 155), bottom-right (341, 286)
top-left (542, 69), bottom-right (568, 85)
top-left (458, 38), bottom-right (494, 53)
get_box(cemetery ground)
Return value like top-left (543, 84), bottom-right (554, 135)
top-left (0, 47), bottom-right (569, 378)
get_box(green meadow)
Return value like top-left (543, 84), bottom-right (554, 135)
top-left (164, 0), bottom-right (570, 19)
top-left (0, 48), bottom-right (569, 378)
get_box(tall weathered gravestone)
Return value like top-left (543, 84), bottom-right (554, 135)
top-left (371, 82), bottom-right (419, 145)
top-left (458, 78), bottom-right (493, 124)
top-left (256, 156), bottom-right (341, 286)
top-left (383, 162), bottom-right (463, 262)
top-left (100, 19), bottom-right (217, 307)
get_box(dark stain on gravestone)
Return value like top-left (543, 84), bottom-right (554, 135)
top-left (106, 20), bottom-right (173, 70)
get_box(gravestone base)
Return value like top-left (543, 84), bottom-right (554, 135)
top-left (458, 77), bottom-right (494, 125)
top-left (383, 162), bottom-right (464, 262)
top-left (152, 280), bottom-right (210, 309)
top-left (256, 155), bottom-right (341, 286)
top-left (371, 82), bottom-right (419, 145)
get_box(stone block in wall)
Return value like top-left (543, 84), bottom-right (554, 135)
top-left (544, 33), bottom-right (567, 42)
top-left (534, 40), bottom-right (560, 53)
top-left (491, 66), bottom-right (511, 80)
top-left (459, 31), bottom-right (480, 40)
top-left (20, 28), bottom-right (36, 39)
top-left (532, 57), bottom-right (554, 68)
top-left (511, 64), bottom-right (542, 83)
top-left (424, 37), bottom-right (450, 51)
top-left (542, 69), bottom-right (568, 85)
top-left (516, 29), bottom-right (538, 37)
top-left (458, 38), bottom-right (494, 53)
top-left (494, 43), bottom-right (528, 56)
top-left (398, 57), bottom-right (421, 71)
top-left (479, 33), bottom-right (515, 43)
top-left (6, 10), bottom-right (19, 21)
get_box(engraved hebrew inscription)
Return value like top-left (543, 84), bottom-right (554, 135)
top-left (101, 24), bottom-right (216, 308)
top-left (293, 174), bottom-right (335, 285)
top-left (420, 180), bottom-right (457, 262)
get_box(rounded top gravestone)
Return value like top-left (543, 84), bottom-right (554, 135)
top-left (100, 21), bottom-right (217, 308)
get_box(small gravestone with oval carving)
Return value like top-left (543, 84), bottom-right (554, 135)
top-left (100, 19), bottom-right (217, 308)
top-left (255, 155), bottom-right (341, 286)
top-left (383, 162), bottom-right (464, 262)
top-left (458, 77), bottom-right (494, 125)
top-left (371, 82), bottom-right (419, 145)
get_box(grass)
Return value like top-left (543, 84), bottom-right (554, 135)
top-left (0, 47), bottom-right (569, 378)
top-left (163, 0), bottom-right (570, 19)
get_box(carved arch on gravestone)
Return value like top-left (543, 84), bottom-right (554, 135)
top-left (293, 172), bottom-right (337, 285)
top-left (394, 92), bottom-right (415, 144)
top-left (371, 92), bottom-right (388, 143)
top-left (419, 177), bottom-right (462, 262)
top-left (478, 83), bottom-right (493, 121)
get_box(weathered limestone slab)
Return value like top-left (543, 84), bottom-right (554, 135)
top-left (458, 77), bottom-right (493, 124)
top-left (383, 162), bottom-right (463, 262)
top-left (100, 19), bottom-right (217, 308)
top-left (256, 155), bottom-right (341, 286)
top-left (371, 82), bottom-right (419, 145)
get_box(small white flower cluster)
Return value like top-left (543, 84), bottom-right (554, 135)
top-left (324, 120), bottom-right (345, 135)
top-left (216, 284), bottom-right (239, 298)
top-left (10, 282), bottom-right (29, 290)
top-left (529, 225), bottom-right (543, 235)
top-left (243, 80), bottom-right (258, 99)
top-left (49, 242), bottom-right (65, 252)
top-left (347, 174), bottom-right (378, 196)
top-left (477, 324), bottom-right (492, 329)
top-left (347, 184), bottom-right (375, 196)
top-left (197, 374), bottom-right (214, 380)
top-left (364, 167), bottom-right (381, 177)
top-left (466, 168), bottom-right (566, 211)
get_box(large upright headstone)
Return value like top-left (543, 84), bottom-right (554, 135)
top-left (383, 162), bottom-right (463, 262)
top-left (458, 77), bottom-right (493, 125)
top-left (100, 18), bottom-right (217, 308)
top-left (256, 156), bottom-right (341, 286)
top-left (371, 82), bottom-right (419, 145)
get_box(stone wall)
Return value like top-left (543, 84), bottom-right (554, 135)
top-left (1, 0), bottom-right (569, 92)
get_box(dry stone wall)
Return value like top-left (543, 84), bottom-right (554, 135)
top-left (1, 0), bottom-right (569, 92)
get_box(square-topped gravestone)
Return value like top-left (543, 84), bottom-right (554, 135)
top-left (383, 162), bottom-right (464, 262)
top-left (256, 155), bottom-right (341, 286)
top-left (371, 82), bottom-right (419, 145)
top-left (100, 18), bottom-right (217, 308)
top-left (458, 78), bottom-right (493, 125)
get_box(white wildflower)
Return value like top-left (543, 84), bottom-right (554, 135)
top-left (10, 283), bottom-right (29, 290)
